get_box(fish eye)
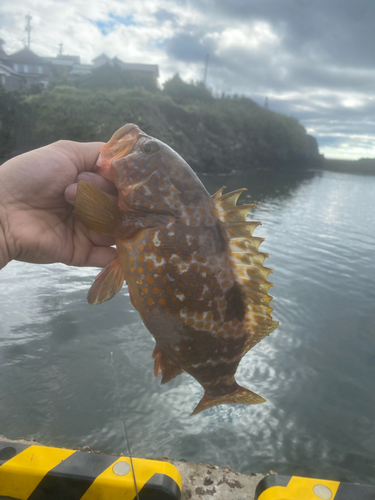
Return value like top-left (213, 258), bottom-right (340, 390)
top-left (141, 140), bottom-right (160, 155)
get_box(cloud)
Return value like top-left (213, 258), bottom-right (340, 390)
top-left (1, 0), bottom-right (374, 159)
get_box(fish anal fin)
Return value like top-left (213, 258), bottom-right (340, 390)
top-left (152, 349), bottom-right (162, 377)
top-left (191, 384), bottom-right (265, 416)
top-left (75, 181), bottom-right (122, 236)
top-left (87, 258), bottom-right (125, 305)
top-left (152, 346), bottom-right (183, 383)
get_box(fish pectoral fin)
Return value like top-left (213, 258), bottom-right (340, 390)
top-left (75, 181), bottom-right (122, 236)
top-left (190, 385), bottom-right (266, 416)
top-left (152, 346), bottom-right (183, 383)
top-left (87, 258), bottom-right (125, 305)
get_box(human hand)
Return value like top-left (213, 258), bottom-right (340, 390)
top-left (0, 140), bottom-right (118, 270)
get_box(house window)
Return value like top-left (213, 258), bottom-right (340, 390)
top-left (38, 66), bottom-right (43, 74)
top-left (13, 63), bottom-right (19, 71)
top-left (24, 65), bottom-right (29, 73)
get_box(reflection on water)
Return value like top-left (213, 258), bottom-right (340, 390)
top-left (1, 169), bottom-right (374, 485)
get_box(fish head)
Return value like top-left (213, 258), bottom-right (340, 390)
top-left (96, 123), bottom-right (207, 211)
top-left (96, 123), bottom-right (142, 183)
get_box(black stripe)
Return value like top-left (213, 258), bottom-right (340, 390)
top-left (136, 472), bottom-right (181, 500)
top-left (0, 441), bottom-right (31, 466)
top-left (254, 474), bottom-right (291, 500)
top-left (27, 451), bottom-right (118, 500)
top-left (335, 482), bottom-right (375, 500)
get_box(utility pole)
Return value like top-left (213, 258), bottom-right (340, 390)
top-left (25, 13), bottom-right (32, 48)
top-left (58, 42), bottom-right (63, 55)
top-left (203, 53), bottom-right (209, 86)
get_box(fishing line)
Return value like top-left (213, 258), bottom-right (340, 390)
top-left (110, 351), bottom-right (140, 500)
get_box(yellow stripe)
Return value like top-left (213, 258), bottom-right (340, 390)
top-left (82, 457), bottom-right (182, 500)
top-left (258, 476), bottom-right (341, 499)
top-left (0, 445), bottom-right (75, 500)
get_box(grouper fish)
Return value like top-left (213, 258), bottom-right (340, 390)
top-left (75, 124), bottom-right (279, 415)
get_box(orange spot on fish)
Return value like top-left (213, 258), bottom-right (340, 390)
top-left (148, 297), bottom-right (154, 306)
top-left (147, 260), bottom-right (154, 273)
top-left (138, 266), bottom-right (144, 274)
top-left (152, 287), bottom-right (162, 295)
top-left (146, 275), bottom-right (154, 285)
top-left (139, 253), bottom-right (145, 263)
top-left (159, 297), bottom-right (167, 306)
top-left (142, 287), bottom-right (149, 295)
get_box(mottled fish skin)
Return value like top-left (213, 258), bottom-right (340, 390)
top-left (75, 123), bottom-right (278, 415)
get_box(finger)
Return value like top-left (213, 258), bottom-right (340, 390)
top-left (88, 231), bottom-right (116, 247)
top-left (76, 172), bottom-right (118, 196)
top-left (64, 183), bottom-right (118, 206)
top-left (85, 246), bottom-right (119, 269)
top-left (52, 141), bottom-right (105, 173)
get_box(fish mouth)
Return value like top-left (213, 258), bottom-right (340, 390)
top-left (96, 123), bottom-right (141, 180)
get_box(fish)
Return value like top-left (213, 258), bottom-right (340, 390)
top-left (75, 123), bottom-right (279, 415)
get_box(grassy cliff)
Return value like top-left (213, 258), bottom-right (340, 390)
top-left (0, 76), bottom-right (322, 173)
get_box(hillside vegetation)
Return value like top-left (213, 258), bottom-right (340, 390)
top-left (0, 75), bottom-right (322, 173)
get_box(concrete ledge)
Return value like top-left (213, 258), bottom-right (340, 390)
top-left (0, 436), bottom-right (268, 499)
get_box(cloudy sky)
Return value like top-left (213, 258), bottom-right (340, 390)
top-left (1, 0), bottom-right (374, 160)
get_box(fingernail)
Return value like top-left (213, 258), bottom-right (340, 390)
top-left (77, 172), bottom-right (92, 182)
top-left (65, 184), bottom-right (78, 205)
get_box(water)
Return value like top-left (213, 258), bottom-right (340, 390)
top-left (1, 169), bottom-right (374, 485)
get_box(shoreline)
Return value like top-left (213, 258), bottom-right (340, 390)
top-left (0, 435), bottom-right (268, 499)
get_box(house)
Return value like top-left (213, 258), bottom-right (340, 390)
top-left (78, 53), bottom-right (159, 91)
top-left (0, 45), bottom-right (53, 90)
top-left (43, 54), bottom-right (92, 75)
top-left (0, 39), bottom-right (159, 92)
top-left (0, 63), bottom-right (24, 91)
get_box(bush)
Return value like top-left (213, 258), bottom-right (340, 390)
top-left (0, 77), bottom-right (322, 172)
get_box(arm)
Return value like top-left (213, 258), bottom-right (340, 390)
top-left (0, 140), bottom-right (118, 270)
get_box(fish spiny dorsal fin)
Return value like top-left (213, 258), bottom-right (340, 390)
top-left (213, 187), bottom-right (279, 350)
top-left (211, 186), bottom-right (226, 200)
top-left (216, 188), bottom-right (247, 211)
top-left (222, 221), bottom-right (262, 238)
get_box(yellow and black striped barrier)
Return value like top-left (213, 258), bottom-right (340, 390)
top-left (255, 473), bottom-right (375, 500)
top-left (0, 440), bottom-right (182, 500)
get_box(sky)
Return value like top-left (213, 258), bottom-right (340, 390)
top-left (1, 0), bottom-right (375, 160)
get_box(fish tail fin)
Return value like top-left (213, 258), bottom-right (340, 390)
top-left (191, 384), bottom-right (265, 416)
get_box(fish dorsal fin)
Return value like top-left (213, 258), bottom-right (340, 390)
top-left (213, 187), bottom-right (279, 350)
